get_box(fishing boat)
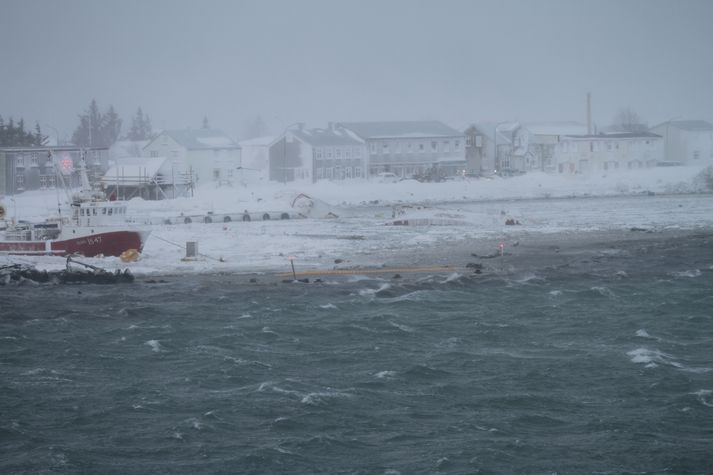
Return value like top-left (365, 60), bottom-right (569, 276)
top-left (0, 154), bottom-right (150, 257)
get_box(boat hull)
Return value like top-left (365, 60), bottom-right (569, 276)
top-left (0, 230), bottom-right (148, 257)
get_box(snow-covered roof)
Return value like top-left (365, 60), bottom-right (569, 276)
top-left (564, 132), bottom-right (662, 140)
top-left (668, 120), bottom-right (713, 132)
top-left (290, 127), bottom-right (364, 147)
top-left (524, 122), bottom-right (588, 136)
top-left (239, 136), bottom-right (276, 147)
top-left (160, 129), bottom-right (239, 150)
top-left (338, 121), bottom-right (463, 139)
top-left (101, 157), bottom-right (167, 185)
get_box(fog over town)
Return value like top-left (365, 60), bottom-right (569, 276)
top-left (2, 0), bottom-right (712, 139)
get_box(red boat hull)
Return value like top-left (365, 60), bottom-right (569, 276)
top-left (0, 230), bottom-right (146, 257)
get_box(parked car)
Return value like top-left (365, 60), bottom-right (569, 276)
top-left (376, 172), bottom-right (399, 183)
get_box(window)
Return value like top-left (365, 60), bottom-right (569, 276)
top-left (369, 142), bottom-right (377, 154)
top-left (442, 141), bottom-right (450, 152)
top-left (335, 148), bottom-right (342, 159)
top-left (382, 142), bottom-right (389, 153)
top-left (171, 150), bottom-right (179, 158)
top-left (354, 147), bottom-right (361, 157)
top-left (455, 140), bottom-right (461, 151)
top-left (419, 143), bottom-right (425, 153)
top-left (693, 150), bottom-right (700, 160)
top-left (431, 141), bottom-right (438, 152)
top-left (326, 148), bottom-right (333, 158)
top-left (355, 167), bottom-right (362, 178)
top-left (315, 148), bottom-right (323, 159)
top-left (407, 142), bottom-right (413, 153)
top-left (108, 208), bottom-right (113, 216)
top-left (466, 136), bottom-right (473, 147)
top-left (316, 168), bottom-right (323, 179)
top-left (31, 152), bottom-right (39, 167)
top-left (345, 147), bottom-right (351, 159)
top-left (394, 141), bottom-right (401, 153)
top-left (150, 150), bottom-right (159, 158)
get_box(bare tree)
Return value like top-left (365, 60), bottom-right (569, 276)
top-left (612, 107), bottom-right (647, 133)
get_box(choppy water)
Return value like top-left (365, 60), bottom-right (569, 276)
top-left (2, 233), bottom-right (713, 474)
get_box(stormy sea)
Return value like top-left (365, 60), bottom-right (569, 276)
top-left (2, 232), bottom-right (712, 474)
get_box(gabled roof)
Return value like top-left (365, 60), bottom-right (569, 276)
top-left (239, 136), bottom-right (276, 147)
top-left (159, 129), bottom-right (239, 150)
top-left (290, 127), bottom-right (364, 147)
top-left (523, 122), bottom-right (588, 136)
top-left (338, 121), bottom-right (462, 139)
top-left (668, 120), bottom-right (713, 132)
top-left (565, 131), bottom-right (662, 139)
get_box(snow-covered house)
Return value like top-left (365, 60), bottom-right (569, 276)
top-left (500, 122), bottom-right (588, 173)
top-left (237, 136), bottom-right (274, 184)
top-left (143, 129), bottom-right (240, 185)
top-left (336, 121), bottom-right (466, 178)
top-left (108, 140), bottom-right (149, 162)
top-left (268, 125), bottom-right (367, 183)
top-left (553, 132), bottom-right (663, 174)
top-left (649, 120), bottom-right (713, 165)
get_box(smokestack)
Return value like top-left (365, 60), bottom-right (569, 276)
top-left (586, 92), bottom-right (592, 135)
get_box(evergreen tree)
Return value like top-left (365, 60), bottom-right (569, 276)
top-left (71, 100), bottom-right (123, 147)
top-left (101, 105), bottom-right (122, 145)
top-left (34, 122), bottom-right (48, 146)
top-left (202, 116), bottom-right (210, 129)
top-left (126, 107), bottom-right (153, 141)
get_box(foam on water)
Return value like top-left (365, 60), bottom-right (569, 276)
top-left (671, 269), bottom-right (702, 278)
top-left (319, 303), bottom-right (338, 309)
top-left (375, 370), bottom-right (396, 379)
top-left (145, 340), bottom-right (162, 352)
top-left (358, 283), bottom-right (391, 296)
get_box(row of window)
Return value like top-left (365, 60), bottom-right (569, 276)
top-left (559, 140), bottom-right (655, 153)
top-left (314, 146), bottom-right (363, 160)
top-left (369, 139), bottom-right (461, 155)
top-left (315, 166), bottom-right (364, 180)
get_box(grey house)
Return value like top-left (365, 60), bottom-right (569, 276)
top-left (269, 124), bottom-right (367, 183)
top-left (0, 146), bottom-right (109, 195)
top-left (336, 121), bottom-right (466, 178)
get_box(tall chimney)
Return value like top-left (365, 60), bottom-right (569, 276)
top-left (586, 92), bottom-right (592, 135)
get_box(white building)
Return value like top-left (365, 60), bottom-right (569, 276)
top-left (237, 136), bottom-right (274, 184)
top-left (143, 129), bottom-right (240, 185)
top-left (497, 122), bottom-right (588, 173)
top-left (649, 120), bottom-right (713, 165)
top-left (553, 132), bottom-right (663, 174)
top-left (336, 121), bottom-right (466, 178)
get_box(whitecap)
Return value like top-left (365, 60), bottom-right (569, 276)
top-left (627, 347), bottom-right (678, 366)
top-left (319, 303), bottom-right (338, 309)
top-left (440, 272), bottom-right (462, 284)
top-left (692, 389), bottom-right (713, 407)
top-left (237, 313), bottom-right (253, 319)
top-left (549, 290), bottom-right (563, 296)
top-left (635, 329), bottom-right (653, 339)
top-left (146, 340), bottom-right (162, 352)
top-left (375, 370), bottom-right (396, 379)
top-left (300, 389), bottom-right (351, 405)
top-left (591, 286), bottom-right (615, 298)
top-left (672, 269), bottom-right (702, 278)
top-left (388, 321), bottom-right (415, 333)
top-left (359, 283), bottom-right (391, 296)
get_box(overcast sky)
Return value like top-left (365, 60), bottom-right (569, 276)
top-left (1, 0), bottom-right (711, 140)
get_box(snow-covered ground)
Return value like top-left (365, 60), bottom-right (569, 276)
top-left (2, 165), bottom-right (712, 276)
